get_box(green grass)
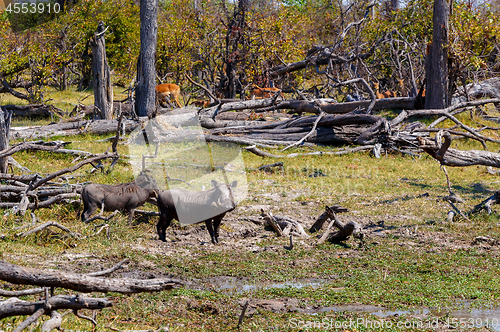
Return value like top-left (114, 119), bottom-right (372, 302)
top-left (1, 85), bottom-right (130, 126)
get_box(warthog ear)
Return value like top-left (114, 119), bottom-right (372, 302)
top-left (211, 180), bottom-right (218, 188)
top-left (230, 181), bottom-right (238, 188)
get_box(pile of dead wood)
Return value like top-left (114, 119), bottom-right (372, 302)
top-left (0, 140), bottom-right (118, 214)
top-left (0, 260), bottom-right (182, 331)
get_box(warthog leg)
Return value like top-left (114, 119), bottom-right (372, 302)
top-left (212, 215), bottom-right (224, 244)
top-left (81, 200), bottom-right (103, 223)
top-left (205, 220), bottom-right (217, 244)
top-left (127, 209), bottom-right (135, 226)
top-left (157, 213), bottom-right (172, 242)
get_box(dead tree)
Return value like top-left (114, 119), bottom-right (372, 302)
top-left (135, 0), bottom-right (158, 117)
top-left (0, 107), bottom-right (12, 173)
top-left (220, 0), bottom-right (248, 99)
top-left (425, 0), bottom-right (450, 109)
top-left (90, 22), bottom-right (113, 120)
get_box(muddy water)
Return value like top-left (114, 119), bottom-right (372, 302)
top-left (207, 276), bottom-right (334, 293)
top-left (206, 277), bottom-right (500, 331)
top-left (318, 304), bottom-right (500, 331)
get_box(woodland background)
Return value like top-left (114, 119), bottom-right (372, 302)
top-left (1, 0), bottom-right (499, 104)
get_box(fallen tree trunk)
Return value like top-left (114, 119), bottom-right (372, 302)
top-left (2, 104), bottom-right (64, 118)
top-left (200, 97), bottom-right (415, 119)
top-left (419, 132), bottom-right (500, 167)
top-left (0, 261), bottom-right (183, 294)
top-left (452, 77), bottom-right (500, 105)
top-left (0, 141), bottom-right (65, 159)
top-left (209, 113), bottom-right (389, 146)
top-left (10, 118), bottom-right (143, 140)
top-left (276, 97), bottom-right (414, 115)
top-left (318, 206), bottom-right (363, 243)
top-left (0, 295), bottom-right (112, 319)
top-left (469, 191), bottom-right (500, 215)
top-left (0, 193), bottom-right (80, 208)
top-left (260, 210), bottom-right (309, 237)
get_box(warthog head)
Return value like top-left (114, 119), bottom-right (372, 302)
top-left (136, 171), bottom-right (160, 197)
top-left (211, 180), bottom-right (238, 211)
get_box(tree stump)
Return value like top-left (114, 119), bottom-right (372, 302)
top-left (0, 107), bottom-right (12, 173)
top-left (90, 21), bottom-right (113, 120)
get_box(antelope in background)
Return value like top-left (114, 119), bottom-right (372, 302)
top-left (155, 83), bottom-right (182, 108)
top-left (248, 84), bottom-right (284, 99)
top-left (373, 82), bottom-right (396, 99)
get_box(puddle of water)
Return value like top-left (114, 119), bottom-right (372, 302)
top-left (318, 305), bottom-right (500, 331)
top-left (319, 305), bottom-right (430, 317)
top-left (210, 277), bottom-right (332, 293)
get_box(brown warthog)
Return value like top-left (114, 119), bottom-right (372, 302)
top-left (81, 172), bottom-right (159, 224)
top-left (156, 180), bottom-right (237, 244)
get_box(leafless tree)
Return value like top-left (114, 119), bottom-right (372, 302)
top-left (136, 0), bottom-right (159, 117)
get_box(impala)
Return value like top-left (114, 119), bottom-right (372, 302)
top-left (248, 85), bottom-right (284, 99)
top-left (373, 82), bottom-right (396, 99)
top-left (155, 83), bottom-right (182, 108)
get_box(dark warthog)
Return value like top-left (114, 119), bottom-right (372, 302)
top-left (157, 180), bottom-right (237, 244)
top-left (81, 172), bottom-right (159, 224)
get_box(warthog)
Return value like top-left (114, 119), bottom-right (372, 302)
top-left (81, 172), bottom-right (159, 224)
top-left (157, 180), bottom-right (237, 244)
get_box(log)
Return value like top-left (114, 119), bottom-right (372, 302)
top-left (260, 210), bottom-right (309, 237)
top-left (452, 77), bottom-right (500, 105)
top-left (0, 174), bottom-right (38, 183)
top-left (469, 191), bottom-right (500, 215)
top-left (0, 295), bottom-right (111, 319)
top-left (260, 210), bottom-right (283, 236)
top-left (41, 310), bottom-right (62, 332)
top-left (200, 97), bottom-right (415, 119)
top-left (310, 205), bottom-right (349, 232)
top-left (16, 221), bottom-right (81, 238)
top-left (0, 288), bottom-right (45, 297)
top-left (31, 152), bottom-right (119, 190)
top-left (0, 261), bottom-right (183, 294)
top-left (419, 132), bottom-right (500, 167)
top-left (321, 206), bottom-right (363, 242)
top-left (1, 104), bottom-right (63, 118)
top-left (244, 145), bottom-right (375, 159)
top-left (0, 141), bottom-right (65, 159)
top-left (273, 215), bottom-right (309, 237)
top-left (209, 113), bottom-right (387, 146)
top-left (280, 97), bottom-right (415, 115)
top-left (9, 118), bottom-right (143, 140)
top-left (0, 193), bottom-right (80, 209)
